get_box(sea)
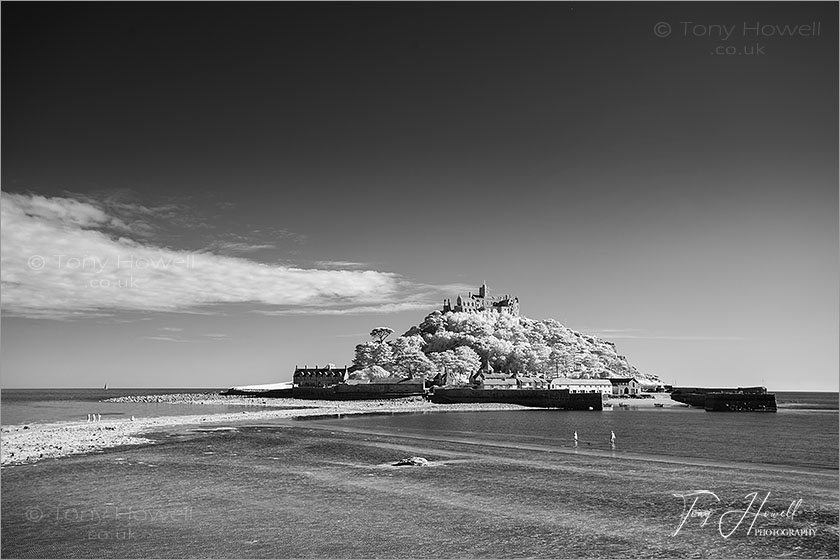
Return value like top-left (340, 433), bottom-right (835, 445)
top-left (0, 388), bottom-right (244, 426)
top-left (2, 388), bottom-right (837, 471)
top-left (308, 397), bottom-right (839, 471)
top-left (2, 389), bottom-right (837, 558)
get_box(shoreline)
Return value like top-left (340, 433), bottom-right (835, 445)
top-left (0, 396), bottom-right (531, 466)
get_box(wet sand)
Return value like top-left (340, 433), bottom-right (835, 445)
top-left (1, 420), bottom-right (837, 558)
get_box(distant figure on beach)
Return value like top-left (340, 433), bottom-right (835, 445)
top-left (610, 430), bottom-right (616, 447)
top-left (130, 416), bottom-right (135, 421)
top-left (573, 431), bottom-right (578, 447)
top-left (86, 414), bottom-right (91, 423)
top-left (97, 413), bottom-right (101, 422)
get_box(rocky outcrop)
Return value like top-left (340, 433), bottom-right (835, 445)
top-left (393, 456), bottom-right (429, 467)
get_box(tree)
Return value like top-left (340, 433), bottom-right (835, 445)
top-left (370, 327), bottom-right (394, 344)
top-left (353, 341), bottom-right (393, 370)
top-left (390, 335), bottom-right (436, 379)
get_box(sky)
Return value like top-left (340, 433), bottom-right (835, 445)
top-left (1, 2), bottom-right (837, 391)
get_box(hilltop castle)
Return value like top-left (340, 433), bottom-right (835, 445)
top-left (442, 282), bottom-right (520, 316)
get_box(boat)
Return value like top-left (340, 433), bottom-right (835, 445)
top-left (669, 386), bottom-right (776, 412)
top-left (618, 402), bottom-right (628, 408)
top-left (653, 402), bottom-right (664, 408)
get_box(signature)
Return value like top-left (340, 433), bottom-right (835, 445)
top-left (672, 490), bottom-right (802, 538)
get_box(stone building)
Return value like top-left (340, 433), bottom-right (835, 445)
top-left (442, 282), bottom-right (520, 316)
top-left (480, 374), bottom-right (518, 390)
top-left (516, 375), bottom-right (548, 389)
top-left (293, 365), bottom-right (349, 388)
top-left (609, 377), bottom-right (640, 396)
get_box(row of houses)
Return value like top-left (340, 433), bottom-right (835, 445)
top-left (292, 366), bottom-right (641, 396)
top-left (480, 375), bottom-right (640, 396)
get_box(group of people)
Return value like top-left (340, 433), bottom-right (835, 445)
top-left (572, 430), bottom-right (617, 447)
top-left (85, 414), bottom-right (136, 422)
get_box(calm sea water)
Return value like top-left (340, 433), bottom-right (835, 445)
top-left (1, 390), bottom-right (837, 558)
top-left (2, 389), bottom-right (837, 471)
top-left (308, 392), bottom-right (839, 471)
top-left (0, 388), bottom-right (256, 426)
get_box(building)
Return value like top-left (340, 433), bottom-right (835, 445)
top-left (293, 365), bottom-right (349, 388)
top-left (480, 375), bottom-right (518, 390)
top-left (609, 377), bottom-right (640, 396)
top-left (443, 282), bottom-right (520, 316)
top-left (550, 378), bottom-right (613, 395)
top-left (516, 376), bottom-right (548, 389)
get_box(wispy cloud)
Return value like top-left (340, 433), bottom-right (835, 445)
top-left (159, 327), bottom-right (183, 332)
top-left (0, 192), bottom-right (438, 319)
top-left (311, 260), bottom-right (371, 269)
top-left (142, 335), bottom-right (189, 343)
top-left (583, 328), bottom-right (748, 341)
top-left (205, 241), bottom-right (276, 254)
top-left (253, 301), bottom-right (438, 316)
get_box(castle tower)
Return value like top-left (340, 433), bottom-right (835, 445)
top-left (479, 282), bottom-right (487, 298)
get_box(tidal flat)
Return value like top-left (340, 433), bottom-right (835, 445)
top-left (2, 420), bottom-right (837, 558)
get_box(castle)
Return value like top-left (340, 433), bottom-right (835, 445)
top-left (442, 282), bottom-right (520, 316)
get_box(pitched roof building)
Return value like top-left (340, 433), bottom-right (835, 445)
top-left (293, 365), bottom-right (349, 388)
top-left (550, 378), bottom-right (613, 395)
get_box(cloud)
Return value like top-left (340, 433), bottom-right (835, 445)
top-left (142, 335), bottom-right (189, 343)
top-left (311, 260), bottom-right (371, 269)
top-left (253, 301), bottom-right (438, 316)
top-left (0, 192), bottom-right (422, 319)
top-left (583, 328), bottom-right (748, 341)
top-left (205, 242), bottom-right (276, 254)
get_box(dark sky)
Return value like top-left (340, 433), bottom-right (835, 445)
top-left (2, 2), bottom-right (837, 389)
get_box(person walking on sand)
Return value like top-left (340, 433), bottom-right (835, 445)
top-left (573, 431), bottom-right (578, 446)
top-left (610, 430), bottom-right (616, 446)
top-left (97, 413), bottom-right (101, 422)
top-left (87, 413), bottom-right (91, 423)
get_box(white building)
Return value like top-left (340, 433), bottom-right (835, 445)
top-left (609, 377), bottom-right (640, 396)
top-left (550, 378), bottom-right (613, 395)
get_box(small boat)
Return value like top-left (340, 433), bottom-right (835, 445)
top-left (618, 402), bottom-right (628, 408)
top-left (654, 402), bottom-right (664, 408)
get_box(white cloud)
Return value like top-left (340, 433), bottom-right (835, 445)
top-left (142, 335), bottom-right (189, 343)
top-left (253, 301), bottom-right (438, 316)
top-left (0, 192), bottom-right (417, 319)
top-left (584, 328), bottom-right (747, 341)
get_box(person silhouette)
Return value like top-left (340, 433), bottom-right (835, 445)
top-left (610, 430), bottom-right (616, 447)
